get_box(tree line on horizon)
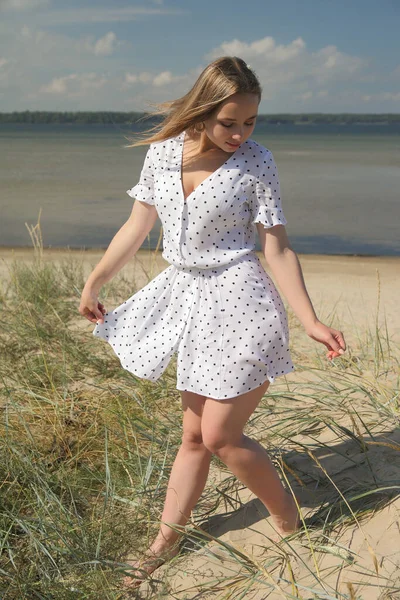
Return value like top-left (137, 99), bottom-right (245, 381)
top-left (0, 111), bottom-right (399, 125)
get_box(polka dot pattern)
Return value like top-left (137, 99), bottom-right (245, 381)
top-left (94, 131), bottom-right (295, 400)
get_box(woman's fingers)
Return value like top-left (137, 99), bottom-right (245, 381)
top-left (306, 321), bottom-right (346, 361)
top-left (325, 330), bottom-right (346, 360)
top-left (79, 304), bottom-right (105, 323)
top-left (85, 308), bottom-right (103, 323)
top-left (325, 331), bottom-right (346, 354)
top-left (98, 302), bottom-right (107, 317)
top-left (333, 330), bottom-right (346, 351)
top-left (326, 339), bottom-right (345, 360)
top-left (79, 290), bottom-right (107, 323)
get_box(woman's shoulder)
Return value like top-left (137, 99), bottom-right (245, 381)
top-left (236, 138), bottom-right (274, 177)
top-left (147, 132), bottom-right (182, 168)
top-left (148, 134), bottom-right (179, 154)
top-left (243, 137), bottom-right (273, 159)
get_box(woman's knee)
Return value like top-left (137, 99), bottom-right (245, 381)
top-left (200, 382), bottom-right (270, 453)
top-left (180, 390), bottom-right (206, 448)
top-left (181, 429), bottom-right (204, 448)
top-left (201, 428), bottom-right (244, 454)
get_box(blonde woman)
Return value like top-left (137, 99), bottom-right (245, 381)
top-left (79, 56), bottom-right (346, 589)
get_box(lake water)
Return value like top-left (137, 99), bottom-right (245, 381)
top-left (1, 122), bottom-right (399, 255)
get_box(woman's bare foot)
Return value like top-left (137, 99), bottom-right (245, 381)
top-left (271, 490), bottom-right (301, 538)
top-left (121, 539), bottom-right (180, 590)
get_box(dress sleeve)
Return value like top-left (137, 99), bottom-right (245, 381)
top-left (126, 145), bottom-right (155, 205)
top-left (248, 150), bottom-right (287, 229)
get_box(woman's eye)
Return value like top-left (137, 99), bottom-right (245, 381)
top-left (221, 122), bottom-right (255, 128)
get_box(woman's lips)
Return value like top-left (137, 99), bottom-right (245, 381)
top-left (226, 141), bottom-right (240, 148)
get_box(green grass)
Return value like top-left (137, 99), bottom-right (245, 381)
top-left (0, 224), bottom-right (399, 599)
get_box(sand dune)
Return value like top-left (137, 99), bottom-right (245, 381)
top-left (1, 247), bottom-right (399, 598)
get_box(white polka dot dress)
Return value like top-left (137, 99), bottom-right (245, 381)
top-left (93, 131), bottom-right (295, 400)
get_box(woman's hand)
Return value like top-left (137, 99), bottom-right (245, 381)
top-left (305, 320), bottom-right (346, 361)
top-left (79, 286), bottom-right (107, 324)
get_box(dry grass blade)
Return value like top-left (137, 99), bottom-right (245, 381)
top-left (0, 218), bottom-right (399, 599)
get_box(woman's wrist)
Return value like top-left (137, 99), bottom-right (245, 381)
top-left (84, 276), bottom-right (104, 294)
top-left (303, 317), bottom-right (321, 334)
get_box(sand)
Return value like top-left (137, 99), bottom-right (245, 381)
top-left (1, 247), bottom-right (399, 598)
top-left (2, 247), bottom-right (399, 344)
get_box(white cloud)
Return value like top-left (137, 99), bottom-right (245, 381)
top-left (0, 26), bottom-right (397, 112)
top-left (0, 0), bottom-right (50, 10)
top-left (322, 87), bottom-right (400, 108)
top-left (0, 56), bottom-right (10, 84)
top-left (152, 69), bottom-right (189, 87)
top-left (5, 5), bottom-right (185, 25)
top-left (3, 26), bottom-right (122, 69)
top-left (138, 72), bottom-right (152, 84)
top-left (124, 73), bottom-right (138, 85)
top-left (362, 91), bottom-right (400, 103)
top-left (153, 70), bottom-right (174, 86)
top-left (310, 45), bottom-right (367, 83)
top-left (40, 74), bottom-right (76, 95)
top-left (122, 69), bottom-right (185, 89)
top-left (40, 72), bottom-right (107, 96)
top-left (297, 91), bottom-right (313, 101)
top-left (206, 36), bottom-right (306, 65)
top-left (92, 32), bottom-right (117, 56)
top-left (206, 35), bottom-right (368, 89)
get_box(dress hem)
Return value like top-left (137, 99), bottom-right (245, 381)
top-left (93, 327), bottom-right (295, 400)
top-left (175, 365), bottom-right (295, 400)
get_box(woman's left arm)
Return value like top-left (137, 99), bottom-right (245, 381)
top-left (257, 223), bottom-right (346, 360)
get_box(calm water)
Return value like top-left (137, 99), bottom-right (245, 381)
top-left (1, 122), bottom-right (399, 255)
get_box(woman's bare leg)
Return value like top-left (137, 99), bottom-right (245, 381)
top-left (123, 390), bottom-right (211, 587)
top-left (122, 381), bottom-right (299, 588)
top-left (201, 380), bottom-right (299, 535)
top-left (151, 390), bottom-right (212, 549)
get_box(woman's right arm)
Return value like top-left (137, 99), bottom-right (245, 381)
top-left (79, 200), bottom-right (158, 323)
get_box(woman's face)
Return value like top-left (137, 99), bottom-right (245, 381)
top-left (204, 92), bottom-right (260, 153)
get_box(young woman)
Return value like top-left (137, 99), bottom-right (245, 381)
top-left (79, 56), bottom-right (346, 589)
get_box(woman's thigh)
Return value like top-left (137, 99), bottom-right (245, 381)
top-left (201, 380), bottom-right (270, 452)
top-left (180, 390), bottom-right (207, 444)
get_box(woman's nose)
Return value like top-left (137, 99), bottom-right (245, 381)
top-left (232, 128), bottom-right (244, 141)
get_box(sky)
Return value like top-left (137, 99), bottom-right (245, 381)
top-left (0, 0), bottom-right (399, 113)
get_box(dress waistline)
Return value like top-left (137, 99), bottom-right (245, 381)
top-left (169, 252), bottom-right (259, 276)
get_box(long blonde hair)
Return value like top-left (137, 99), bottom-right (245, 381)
top-left (126, 56), bottom-right (262, 147)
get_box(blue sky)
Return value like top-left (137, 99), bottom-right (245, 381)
top-left (0, 0), bottom-right (399, 113)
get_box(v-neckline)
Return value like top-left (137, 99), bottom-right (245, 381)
top-left (178, 130), bottom-right (241, 203)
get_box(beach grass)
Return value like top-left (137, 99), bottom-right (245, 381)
top-left (0, 223), bottom-right (399, 599)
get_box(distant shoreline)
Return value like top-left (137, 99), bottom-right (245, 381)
top-left (1, 111), bottom-right (399, 126)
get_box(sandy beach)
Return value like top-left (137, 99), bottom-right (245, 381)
top-left (2, 247), bottom-right (399, 344)
top-left (1, 246), bottom-right (399, 598)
